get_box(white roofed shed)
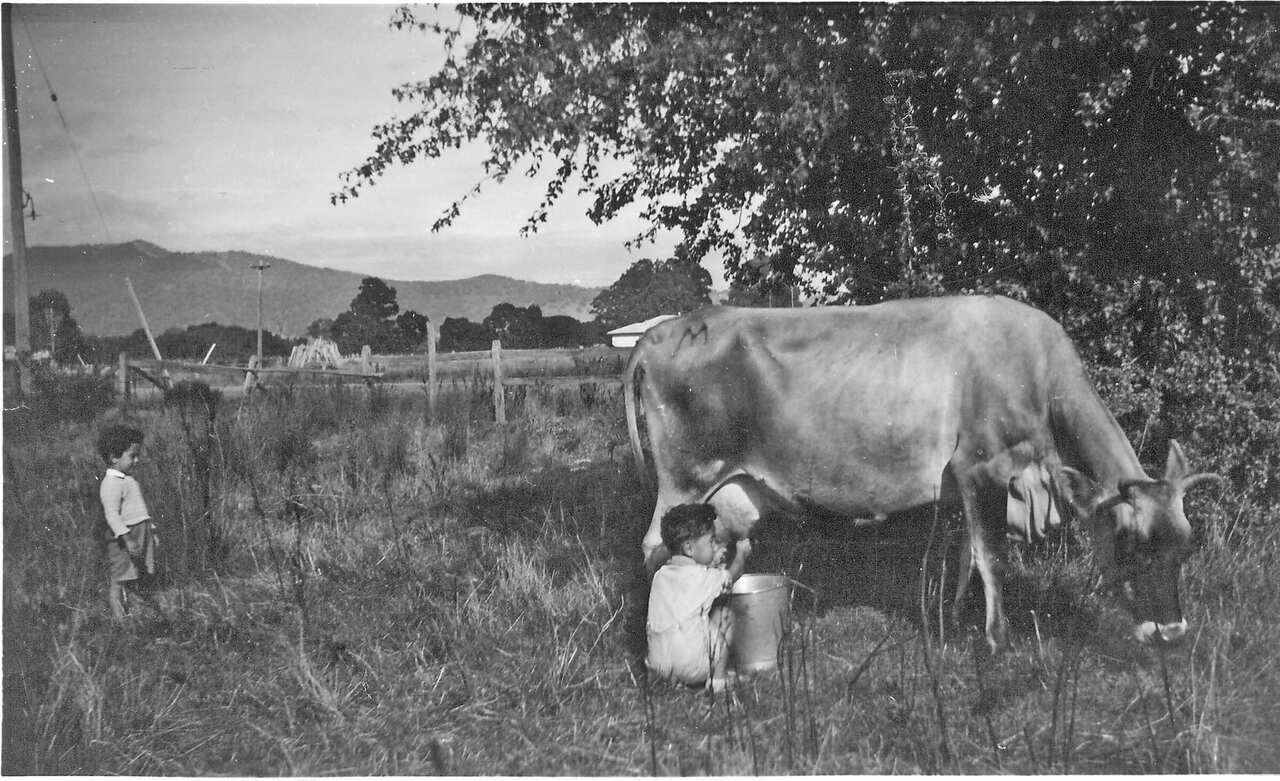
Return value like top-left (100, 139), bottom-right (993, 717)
top-left (606, 315), bottom-right (678, 348)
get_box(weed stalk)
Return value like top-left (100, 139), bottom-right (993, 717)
top-left (917, 499), bottom-right (953, 768)
top-left (971, 639), bottom-right (1002, 769)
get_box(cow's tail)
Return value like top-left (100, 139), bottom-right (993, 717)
top-left (623, 344), bottom-right (650, 489)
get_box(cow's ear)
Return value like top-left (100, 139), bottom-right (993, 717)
top-left (1164, 439), bottom-right (1190, 482)
top-left (1058, 466), bottom-right (1100, 517)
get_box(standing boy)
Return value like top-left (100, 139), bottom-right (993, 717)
top-left (97, 424), bottom-right (157, 619)
top-left (646, 503), bottom-right (750, 692)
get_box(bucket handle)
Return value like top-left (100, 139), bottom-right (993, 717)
top-left (785, 576), bottom-right (817, 610)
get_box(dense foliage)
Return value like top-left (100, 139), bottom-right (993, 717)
top-left (2, 290), bottom-right (89, 362)
top-left (349, 276), bottom-right (401, 321)
top-left (307, 276), bottom-right (432, 354)
top-left (590, 249), bottom-right (713, 330)
top-left (341, 4), bottom-right (1275, 308)
top-left (85, 322), bottom-right (295, 365)
top-left (440, 304), bottom-right (603, 351)
top-left (342, 1), bottom-right (1279, 495)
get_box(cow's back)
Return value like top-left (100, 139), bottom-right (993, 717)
top-left (630, 296), bottom-right (1082, 517)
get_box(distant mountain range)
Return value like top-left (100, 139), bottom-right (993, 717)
top-left (2, 240), bottom-right (603, 337)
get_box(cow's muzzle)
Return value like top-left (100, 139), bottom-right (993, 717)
top-left (1134, 618), bottom-right (1188, 646)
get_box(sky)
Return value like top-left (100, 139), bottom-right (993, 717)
top-left (3, 3), bottom-right (701, 288)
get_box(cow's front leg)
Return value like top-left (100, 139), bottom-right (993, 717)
top-left (958, 476), bottom-right (1010, 652)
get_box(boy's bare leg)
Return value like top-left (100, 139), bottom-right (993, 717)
top-left (129, 577), bottom-right (165, 616)
top-left (108, 581), bottom-right (126, 620)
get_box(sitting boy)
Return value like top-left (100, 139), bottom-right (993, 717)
top-left (645, 503), bottom-right (750, 692)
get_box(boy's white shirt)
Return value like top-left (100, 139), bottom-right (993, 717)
top-left (100, 468), bottom-right (150, 537)
top-left (646, 556), bottom-right (731, 634)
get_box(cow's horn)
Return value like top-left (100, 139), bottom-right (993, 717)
top-left (1117, 478), bottom-right (1157, 498)
top-left (1182, 472), bottom-right (1224, 491)
top-left (1094, 493), bottom-right (1130, 516)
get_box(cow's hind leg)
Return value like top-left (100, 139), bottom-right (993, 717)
top-left (952, 533), bottom-right (976, 625)
top-left (642, 500), bottom-right (671, 574)
top-left (958, 476), bottom-right (1010, 652)
top-left (942, 465), bottom-right (977, 625)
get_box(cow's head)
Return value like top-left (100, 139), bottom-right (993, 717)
top-left (1060, 440), bottom-right (1222, 646)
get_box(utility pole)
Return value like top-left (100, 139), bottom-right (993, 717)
top-left (3, 3), bottom-right (33, 392)
top-left (250, 258), bottom-right (270, 366)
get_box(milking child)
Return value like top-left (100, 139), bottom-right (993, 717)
top-left (646, 503), bottom-right (750, 692)
top-left (97, 424), bottom-right (159, 619)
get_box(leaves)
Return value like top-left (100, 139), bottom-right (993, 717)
top-left (349, 277), bottom-right (400, 321)
top-left (340, 3), bottom-right (1278, 366)
top-left (590, 249), bottom-right (712, 330)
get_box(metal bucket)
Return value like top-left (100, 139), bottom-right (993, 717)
top-left (728, 574), bottom-right (794, 672)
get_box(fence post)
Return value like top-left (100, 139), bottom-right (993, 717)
top-left (491, 339), bottom-right (506, 424)
top-left (117, 352), bottom-right (131, 408)
top-left (426, 321), bottom-right (437, 419)
top-left (243, 354), bottom-right (259, 394)
top-left (361, 345), bottom-right (371, 376)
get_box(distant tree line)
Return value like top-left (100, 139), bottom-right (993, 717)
top-left (306, 276), bottom-right (607, 353)
top-left (5, 261), bottom-right (715, 365)
top-left (82, 324), bottom-right (297, 365)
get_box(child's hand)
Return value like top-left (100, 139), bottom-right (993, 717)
top-left (125, 535), bottom-right (142, 555)
top-left (725, 538), bottom-right (752, 580)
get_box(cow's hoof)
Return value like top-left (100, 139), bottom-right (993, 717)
top-left (985, 624), bottom-right (1009, 654)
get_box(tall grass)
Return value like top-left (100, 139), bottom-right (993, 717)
top-left (4, 373), bottom-right (1279, 774)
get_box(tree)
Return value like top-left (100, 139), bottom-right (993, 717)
top-left (539, 314), bottom-right (603, 348)
top-left (27, 290), bottom-right (87, 362)
top-left (725, 257), bottom-right (801, 308)
top-left (330, 312), bottom-right (401, 355)
top-left (396, 310), bottom-right (431, 350)
top-left (349, 277), bottom-right (400, 321)
top-left (338, 6), bottom-right (1275, 331)
top-left (591, 250), bottom-right (712, 330)
top-left (306, 318), bottom-right (335, 339)
top-left (83, 322), bottom-right (294, 365)
top-left (438, 316), bottom-right (493, 352)
top-left (4, 289), bottom-right (88, 362)
top-left (483, 303), bottom-right (543, 349)
top-left (330, 277), bottom-right (409, 353)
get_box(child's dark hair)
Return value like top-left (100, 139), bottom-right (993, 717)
top-left (96, 424), bottom-right (144, 463)
top-left (660, 503), bottom-right (718, 554)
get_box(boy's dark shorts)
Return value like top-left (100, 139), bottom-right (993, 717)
top-left (105, 523), bottom-right (156, 582)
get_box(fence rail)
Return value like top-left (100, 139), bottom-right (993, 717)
top-left (113, 338), bottom-right (629, 423)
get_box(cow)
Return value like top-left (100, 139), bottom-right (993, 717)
top-left (623, 295), bottom-right (1221, 652)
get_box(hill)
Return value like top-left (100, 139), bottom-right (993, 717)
top-left (2, 240), bottom-right (602, 337)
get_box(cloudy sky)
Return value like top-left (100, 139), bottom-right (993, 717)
top-left (3, 3), bottom-right (697, 288)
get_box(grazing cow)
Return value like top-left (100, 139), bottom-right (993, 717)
top-left (624, 296), bottom-right (1220, 651)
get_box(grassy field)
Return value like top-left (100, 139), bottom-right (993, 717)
top-left (3, 375), bottom-right (1278, 774)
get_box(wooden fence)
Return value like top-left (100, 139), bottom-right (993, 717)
top-left (115, 338), bottom-right (625, 423)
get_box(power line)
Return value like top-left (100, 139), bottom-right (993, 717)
top-left (20, 18), bottom-right (113, 243)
